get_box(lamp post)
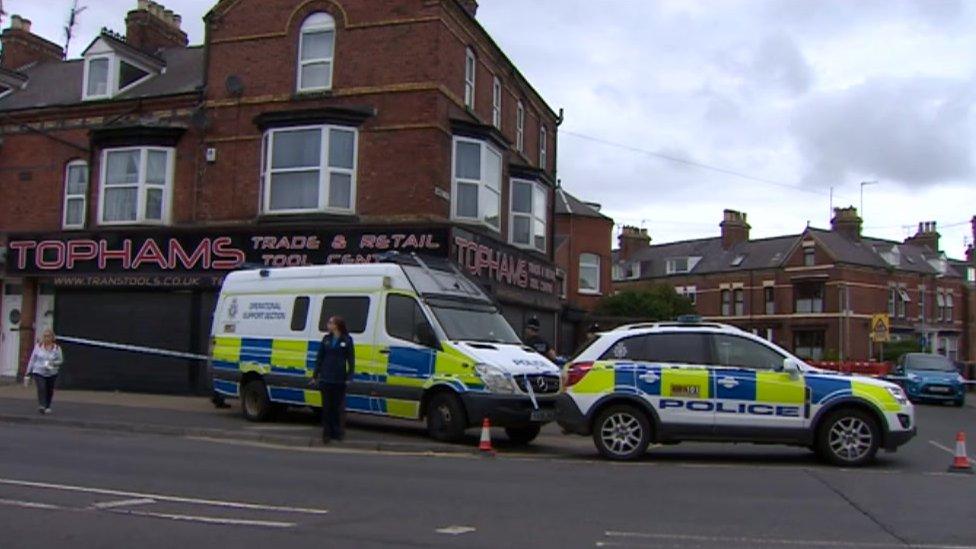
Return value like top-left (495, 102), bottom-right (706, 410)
top-left (860, 180), bottom-right (878, 218)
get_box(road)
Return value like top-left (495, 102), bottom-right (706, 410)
top-left (0, 403), bottom-right (974, 548)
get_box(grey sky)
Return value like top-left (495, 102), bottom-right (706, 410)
top-left (11, 0), bottom-right (976, 256)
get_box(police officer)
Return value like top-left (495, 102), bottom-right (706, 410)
top-left (311, 316), bottom-right (356, 443)
top-left (524, 317), bottom-right (557, 362)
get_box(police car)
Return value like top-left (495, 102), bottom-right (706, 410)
top-left (556, 320), bottom-right (916, 465)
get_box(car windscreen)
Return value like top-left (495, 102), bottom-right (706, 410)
top-left (427, 299), bottom-right (521, 344)
top-left (904, 354), bottom-right (956, 372)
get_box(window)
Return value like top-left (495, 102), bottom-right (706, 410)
top-left (897, 287), bottom-right (910, 318)
top-left (601, 333), bottom-right (710, 364)
top-left (803, 247), bottom-right (815, 267)
top-left (492, 76), bottom-right (502, 129)
top-left (539, 125), bottom-right (548, 170)
top-left (452, 137), bottom-right (501, 229)
top-left (464, 47), bottom-right (476, 109)
top-left (721, 289), bottom-right (732, 316)
top-left (262, 125), bottom-right (357, 214)
top-left (676, 285), bottom-right (696, 305)
top-left (99, 147), bottom-right (173, 224)
top-left (82, 52), bottom-right (155, 101)
top-left (946, 292), bottom-right (954, 321)
top-left (386, 294), bottom-right (435, 346)
top-left (291, 297), bottom-right (310, 331)
top-left (764, 286), bottom-right (775, 315)
top-left (297, 13), bottom-right (336, 92)
top-left (794, 283), bottom-right (824, 314)
top-left (712, 334), bottom-right (785, 370)
top-left (319, 296), bottom-right (370, 333)
top-left (515, 101), bottom-right (525, 152)
top-left (887, 287), bottom-right (897, 317)
top-left (918, 286), bottom-right (926, 320)
top-left (731, 254), bottom-right (746, 266)
top-left (579, 253), bottom-right (601, 294)
top-left (510, 179), bottom-right (547, 252)
top-left (63, 161), bottom-right (88, 229)
top-left (85, 57), bottom-right (110, 98)
top-left (666, 257), bottom-right (690, 274)
top-left (936, 291), bottom-right (945, 321)
top-left (733, 289), bottom-right (744, 316)
top-left (794, 331), bottom-right (825, 361)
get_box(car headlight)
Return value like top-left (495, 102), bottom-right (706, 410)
top-left (958, 374), bottom-right (967, 384)
top-left (474, 364), bottom-right (517, 394)
top-left (907, 373), bottom-right (919, 381)
top-left (886, 385), bottom-right (909, 406)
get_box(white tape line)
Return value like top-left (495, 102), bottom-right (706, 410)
top-left (436, 525), bottom-right (476, 535)
top-left (603, 531), bottom-right (976, 548)
top-left (0, 478), bottom-right (329, 515)
top-left (0, 498), bottom-right (62, 510)
top-left (90, 498), bottom-right (156, 510)
top-left (109, 509), bottom-right (295, 529)
top-left (57, 336), bottom-right (209, 362)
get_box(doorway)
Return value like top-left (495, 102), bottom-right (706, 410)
top-left (1, 280), bottom-right (24, 378)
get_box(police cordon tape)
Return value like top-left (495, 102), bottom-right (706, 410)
top-left (56, 336), bottom-right (210, 362)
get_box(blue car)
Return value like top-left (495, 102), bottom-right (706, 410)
top-left (892, 353), bottom-right (967, 407)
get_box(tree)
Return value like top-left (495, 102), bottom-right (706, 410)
top-left (597, 285), bottom-right (695, 320)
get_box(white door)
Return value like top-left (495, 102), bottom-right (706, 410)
top-left (35, 285), bottom-right (55, 334)
top-left (1, 281), bottom-right (24, 378)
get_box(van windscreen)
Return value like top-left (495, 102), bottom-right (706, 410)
top-left (427, 299), bottom-right (520, 344)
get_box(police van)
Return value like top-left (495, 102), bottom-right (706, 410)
top-left (209, 255), bottom-right (560, 444)
top-left (556, 320), bottom-right (916, 464)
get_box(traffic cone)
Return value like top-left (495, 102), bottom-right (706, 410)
top-left (479, 417), bottom-right (495, 456)
top-left (948, 432), bottom-right (973, 474)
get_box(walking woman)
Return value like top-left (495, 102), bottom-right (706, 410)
top-left (312, 316), bottom-right (355, 443)
top-left (24, 329), bottom-right (63, 414)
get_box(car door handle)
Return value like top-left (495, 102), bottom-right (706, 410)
top-left (379, 348), bottom-right (391, 355)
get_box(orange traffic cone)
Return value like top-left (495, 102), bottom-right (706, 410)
top-left (479, 417), bottom-right (495, 456)
top-left (948, 432), bottom-right (973, 474)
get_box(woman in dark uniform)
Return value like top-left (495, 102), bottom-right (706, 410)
top-left (312, 316), bottom-right (355, 443)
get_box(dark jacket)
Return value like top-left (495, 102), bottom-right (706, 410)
top-left (313, 333), bottom-right (356, 384)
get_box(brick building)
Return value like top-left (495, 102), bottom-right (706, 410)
top-left (613, 208), bottom-right (973, 363)
top-left (0, 0), bottom-right (564, 393)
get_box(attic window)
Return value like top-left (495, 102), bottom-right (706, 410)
top-left (86, 57), bottom-right (110, 98)
top-left (731, 254), bottom-right (746, 266)
top-left (120, 60), bottom-right (150, 89)
top-left (666, 257), bottom-right (700, 274)
top-left (82, 37), bottom-right (158, 101)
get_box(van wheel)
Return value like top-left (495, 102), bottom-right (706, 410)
top-left (505, 425), bottom-right (541, 446)
top-left (241, 379), bottom-right (272, 422)
top-left (426, 393), bottom-right (467, 442)
top-left (592, 404), bottom-right (651, 461)
top-left (816, 408), bottom-right (880, 466)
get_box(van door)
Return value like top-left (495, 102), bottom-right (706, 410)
top-left (1, 281), bottom-right (24, 378)
top-left (313, 294), bottom-right (381, 409)
top-left (376, 292), bottom-right (439, 419)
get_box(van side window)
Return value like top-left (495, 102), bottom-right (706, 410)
top-left (386, 294), bottom-right (435, 346)
top-left (291, 296), bottom-right (310, 331)
top-left (319, 296), bottom-right (370, 333)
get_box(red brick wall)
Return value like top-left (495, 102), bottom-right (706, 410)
top-left (555, 213), bottom-right (613, 311)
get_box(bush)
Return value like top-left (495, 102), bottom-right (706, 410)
top-left (597, 285), bottom-right (695, 320)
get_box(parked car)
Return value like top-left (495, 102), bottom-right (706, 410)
top-left (891, 353), bottom-right (967, 407)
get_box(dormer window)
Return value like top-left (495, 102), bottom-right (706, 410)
top-left (85, 57), bottom-right (110, 98)
top-left (82, 35), bottom-right (160, 101)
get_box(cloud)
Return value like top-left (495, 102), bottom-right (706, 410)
top-left (750, 35), bottom-right (814, 95)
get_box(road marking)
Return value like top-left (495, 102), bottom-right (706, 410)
top-left (436, 525), bottom-right (476, 535)
top-left (928, 440), bottom-right (975, 462)
top-left (108, 509), bottom-right (295, 529)
top-left (602, 531), bottom-right (976, 548)
top-left (0, 498), bottom-right (62, 510)
top-left (0, 478), bottom-right (329, 515)
top-left (90, 498), bottom-right (156, 510)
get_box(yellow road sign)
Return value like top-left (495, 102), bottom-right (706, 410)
top-left (870, 313), bottom-right (890, 343)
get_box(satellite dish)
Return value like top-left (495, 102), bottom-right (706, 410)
top-left (225, 75), bottom-right (245, 97)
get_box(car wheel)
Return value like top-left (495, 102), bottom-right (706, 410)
top-left (426, 393), bottom-right (467, 443)
top-left (816, 408), bottom-right (880, 467)
top-left (241, 379), bottom-right (272, 422)
top-left (592, 404), bottom-right (651, 461)
top-left (505, 425), bottom-right (542, 446)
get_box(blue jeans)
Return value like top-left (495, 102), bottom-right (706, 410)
top-left (32, 374), bottom-right (57, 409)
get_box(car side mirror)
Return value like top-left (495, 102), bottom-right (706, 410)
top-left (782, 358), bottom-right (801, 378)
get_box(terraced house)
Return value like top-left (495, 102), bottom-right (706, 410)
top-left (613, 208), bottom-right (975, 363)
top-left (0, 0), bottom-right (565, 393)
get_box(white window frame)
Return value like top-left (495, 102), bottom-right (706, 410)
top-left (98, 147), bottom-right (174, 226)
top-left (451, 136), bottom-right (502, 231)
top-left (492, 76), bottom-right (502, 129)
top-left (516, 101), bottom-right (525, 152)
top-left (63, 160), bottom-right (89, 229)
top-left (539, 125), bottom-right (548, 169)
top-left (82, 52), bottom-right (155, 102)
top-left (464, 47), bottom-right (476, 109)
top-left (261, 124), bottom-right (358, 215)
top-left (666, 257), bottom-right (690, 274)
top-left (936, 290), bottom-right (945, 321)
top-left (297, 12), bottom-right (336, 93)
top-left (945, 292), bottom-right (954, 321)
top-left (579, 253), bottom-right (601, 295)
top-left (509, 178), bottom-right (547, 252)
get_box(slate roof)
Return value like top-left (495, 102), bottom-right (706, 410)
top-left (555, 188), bottom-right (612, 220)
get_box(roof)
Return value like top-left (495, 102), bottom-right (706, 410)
top-left (555, 188), bottom-right (612, 220)
top-left (0, 46), bottom-right (204, 112)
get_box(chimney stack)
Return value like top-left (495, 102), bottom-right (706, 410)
top-left (618, 226), bottom-right (651, 261)
top-left (1, 15), bottom-right (65, 70)
top-left (125, 0), bottom-right (189, 54)
top-left (904, 221), bottom-right (941, 252)
top-left (831, 206), bottom-right (862, 242)
top-left (720, 209), bottom-right (750, 250)
top-left (457, 0), bottom-right (479, 17)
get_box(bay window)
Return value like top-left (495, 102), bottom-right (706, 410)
top-left (452, 137), bottom-right (501, 229)
top-left (63, 161), bottom-right (88, 229)
top-left (579, 253), bottom-right (601, 294)
top-left (99, 147), bottom-right (173, 225)
top-left (297, 13), bottom-right (336, 92)
top-left (510, 179), bottom-right (547, 252)
top-left (262, 125), bottom-right (357, 214)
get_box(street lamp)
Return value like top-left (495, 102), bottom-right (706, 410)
top-left (860, 180), bottom-right (878, 218)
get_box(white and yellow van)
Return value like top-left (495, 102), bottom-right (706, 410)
top-left (209, 255), bottom-right (560, 444)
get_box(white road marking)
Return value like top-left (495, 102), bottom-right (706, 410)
top-left (602, 531), bottom-right (976, 549)
top-left (0, 478), bottom-right (329, 515)
top-left (0, 498), bottom-right (62, 510)
top-left (436, 525), bottom-right (476, 535)
top-left (927, 440), bottom-right (975, 462)
top-left (90, 498), bottom-right (156, 510)
top-left (108, 509), bottom-right (295, 529)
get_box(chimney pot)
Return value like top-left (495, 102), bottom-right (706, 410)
top-left (720, 209), bottom-right (750, 249)
top-left (618, 225), bottom-right (652, 261)
top-left (10, 15), bottom-right (23, 30)
top-left (138, 0), bottom-right (150, 10)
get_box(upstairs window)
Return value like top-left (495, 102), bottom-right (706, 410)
top-left (99, 147), bottom-right (173, 225)
top-left (452, 137), bottom-right (501, 230)
top-left (86, 57), bottom-right (110, 98)
top-left (261, 125), bottom-right (357, 214)
top-left (492, 76), bottom-right (502, 129)
top-left (945, 292), bottom-right (954, 321)
top-left (81, 40), bottom-right (156, 102)
top-left (579, 253), bottom-right (601, 294)
top-left (516, 101), bottom-right (525, 152)
top-left (803, 246), bottom-right (815, 266)
top-left (918, 287), bottom-right (926, 320)
top-left (733, 289), bottom-right (745, 316)
top-left (464, 48), bottom-right (476, 109)
top-left (298, 13), bottom-right (336, 92)
top-left (794, 282), bottom-right (824, 314)
top-left (936, 291), bottom-right (945, 321)
top-left (510, 179), bottom-right (547, 252)
top-left (539, 125), bottom-right (548, 169)
top-left (764, 286), bottom-right (775, 315)
top-left (63, 161), bottom-right (88, 229)
top-left (721, 289), bottom-right (732, 316)
top-left (666, 257), bottom-right (693, 274)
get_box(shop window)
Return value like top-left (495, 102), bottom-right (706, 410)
top-left (539, 125), bottom-right (548, 170)
top-left (297, 13), bottom-right (336, 92)
top-left (764, 286), bottom-right (775, 315)
top-left (99, 147), bottom-right (173, 225)
top-left (794, 282), bottom-right (824, 314)
top-left (290, 297), bottom-right (310, 331)
top-left (319, 296), bottom-right (369, 333)
top-left (464, 47), bottom-right (476, 109)
top-left (452, 137), bottom-right (501, 230)
top-left (510, 179), bottom-right (547, 252)
top-left (713, 334), bottom-right (785, 370)
top-left (579, 253), bottom-right (601, 294)
top-left (516, 101), bottom-right (525, 152)
top-left (794, 331), bottom-right (825, 361)
top-left (63, 160), bottom-right (88, 229)
top-left (261, 125), bottom-right (357, 214)
top-left (492, 76), bottom-right (502, 129)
